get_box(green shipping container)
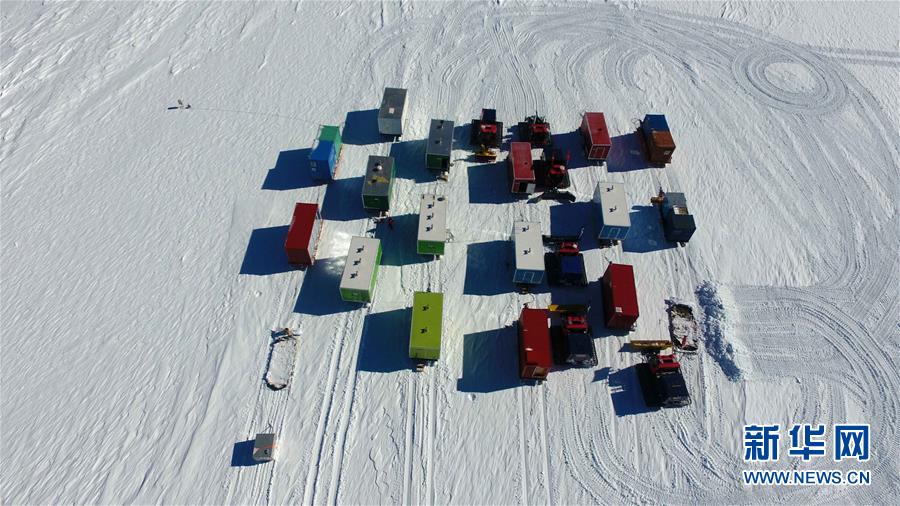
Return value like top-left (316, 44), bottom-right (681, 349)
top-left (362, 155), bottom-right (395, 212)
top-left (409, 291), bottom-right (443, 361)
top-left (339, 237), bottom-right (382, 303)
top-left (319, 125), bottom-right (342, 155)
top-left (417, 194), bottom-right (448, 256)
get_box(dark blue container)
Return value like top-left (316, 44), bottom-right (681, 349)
top-left (309, 140), bottom-right (336, 180)
top-left (643, 114), bottom-right (670, 132)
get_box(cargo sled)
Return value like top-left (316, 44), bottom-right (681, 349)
top-left (668, 302), bottom-right (700, 353)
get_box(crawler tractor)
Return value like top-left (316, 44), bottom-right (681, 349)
top-left (470, 108), bottom-right (503, 161)
top-left (518, 114), bottom-right (552, 147)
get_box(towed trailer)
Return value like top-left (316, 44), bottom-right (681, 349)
top-left (638, 114), bottom-right (675, 165)
top-left (518, 307), bottom-right (553, 380)
top-left (651, 189), bottom-right (696, 244)
top-left (594, 182), bottom-right (630, 246)
top-left (602, 262), bottom-right (639, 330)
top-left (417, 194), bottom-right (448, 256)
top-left (581, 112), bottom-right (612, 163)
top-left (508, 142), bottom-right (536, 194)
top-left (378, 87), bottom-right (407, 139)
top-left (512, 221), bottom-right (544, 287)
top-left (426, 119), bottom-right (454, 172)
top-left (362, 155), bottom-right (395, 213)
top-left (284, 203), bottom-right (323, 267)
top-left (309, 125), bottom-right (343, 181)
top-left (339, 237), bottom-right (382, 303)
top-left (410, 291), bottom-right (443, 362)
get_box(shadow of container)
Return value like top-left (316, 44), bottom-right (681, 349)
top-left (230, 440), bottom-right (260, 467)
top-left (240, 226), bottom-right (292, 275)
top-left (606, 133), bottom-right (651, 173)
top-left (356, 308), bottom-right (414, 373)
top-left (467, 161), bottom-right (516, 205)
top-left (293, 256), bottom-right (357, 315)
top-left (549, 201), bottom-right (597, 250)
top-left (463, 240), bottom-right (512, 296)
top-left (456, 327), bottom-right (521, 393)
top-left (321, 176), bottom-right (368, 222)
top-left (390, 139), bottom-right (434, 183)
top-left (374, 213), bottom-right (429, 267)
top-left (610, 365), bottom-right (659, 416)
top-left (621, 205), bottom-right (676, 253)
top-left (262, 148), bottom-right (317, 190)
top-left (548, 130), bottom-right (591, 169)
top-left (342, 109), bottom-right (381, 145)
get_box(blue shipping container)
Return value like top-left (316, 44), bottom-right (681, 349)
top-left (309, 140), bottom-right (336, 180)
top-left (643, 114), bottom-right (670, 132)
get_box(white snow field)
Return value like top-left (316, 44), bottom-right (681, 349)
top-left (2, 1), bottom-right (898, 504)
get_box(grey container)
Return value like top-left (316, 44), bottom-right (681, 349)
top-left (425, 119), bottom-right (454, 170)
top-left (378, 87), bottom-right (407, 137)
top-left (361, 155), bottom-right (395, 212)
top-left (253, 433), bottom-right (276, 462)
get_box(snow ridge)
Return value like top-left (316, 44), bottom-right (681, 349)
top-left (696, 281), bottom-right (746, 382)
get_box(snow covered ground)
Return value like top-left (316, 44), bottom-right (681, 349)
top-left (2, 1), bottom-right (898, 504)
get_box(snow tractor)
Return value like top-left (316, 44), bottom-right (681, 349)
top-left (536, 148), bottom-right (571, 189)
top-left (544, 240), bottom-right (587, 287)
top-left (518, 114), bottom-right (552, 147)
top-left (636, 352), bottom-right (691, 408)
top-left (549, 305), bottom-right (597, 367)
top-left (470, 108), bottom-right (503, 161)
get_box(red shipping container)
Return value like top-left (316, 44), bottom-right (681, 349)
top-left (284, 203), bottom-right (321, 266)
top-left (581, 112), bottom-right (612, 161)
top-left (518, 308), bottom-right (553, 380)
top-left (602, 263), bottom-right (639, 330)
top-left (508, 141), bottom-right (536, 194)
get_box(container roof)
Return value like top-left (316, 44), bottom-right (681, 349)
top-left (604, 263), bottom-right (639, 318)
top-left (583, 112), bottom-right (611, 146)
top-left (340, 237), bottom-right (381, 291)
top-left (595, 181), bottom-right (630, 228)
top-left (363, 156), bottom-right (394, 197)
top-left (513, 221), bottom-right (544, 272)
top-left (427, 119), bottom-right (454, 157)
top-left (410, 291), bottom-right (443, 350)
top-left (379, 87), bottom-right (407, 120)
top-left (519, 308), bottom-right (553, 367)
top-left (418, 194), bottom-right (448, 243)
top-left (509, 142), bottom-right (535, 180)
top-left (284, 203), bottom-right (318, 250)
top-left (643, 114), bottom-right (670, 132)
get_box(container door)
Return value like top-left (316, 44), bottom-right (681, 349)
top-left (526, 183), bottom-right (536, 194)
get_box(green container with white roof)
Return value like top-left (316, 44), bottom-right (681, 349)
top-left (339, 237), bottom-right (382, 303)
top-left (417, 194), bottom-right (448, 256)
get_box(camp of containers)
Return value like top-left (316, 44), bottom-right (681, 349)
top-left (278, 86), bottom-right (696, 379)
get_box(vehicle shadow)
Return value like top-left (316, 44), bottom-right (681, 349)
top-left (606, 133), bottom-right (649, 173)
top-left (549, 130), bottom-right (591, 169)
top-left (240, 226), bottom-right (292, 275)
top-left (343, 109), bottom-right (381, 145)
top-left (456, 326), bottom-right (521, 393)
top-left (293, 256), bottom-right (357, 315)
top-left (356, 308), bottom-right (414, 373)
top-left (549, 201), bottom-right (595, 250)
top-left (609, 365), bottom-right (659, 416)
top-left (621, 205), bottom-right (676, 253)
top-left (262, 148), bottom-right (317, 190)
